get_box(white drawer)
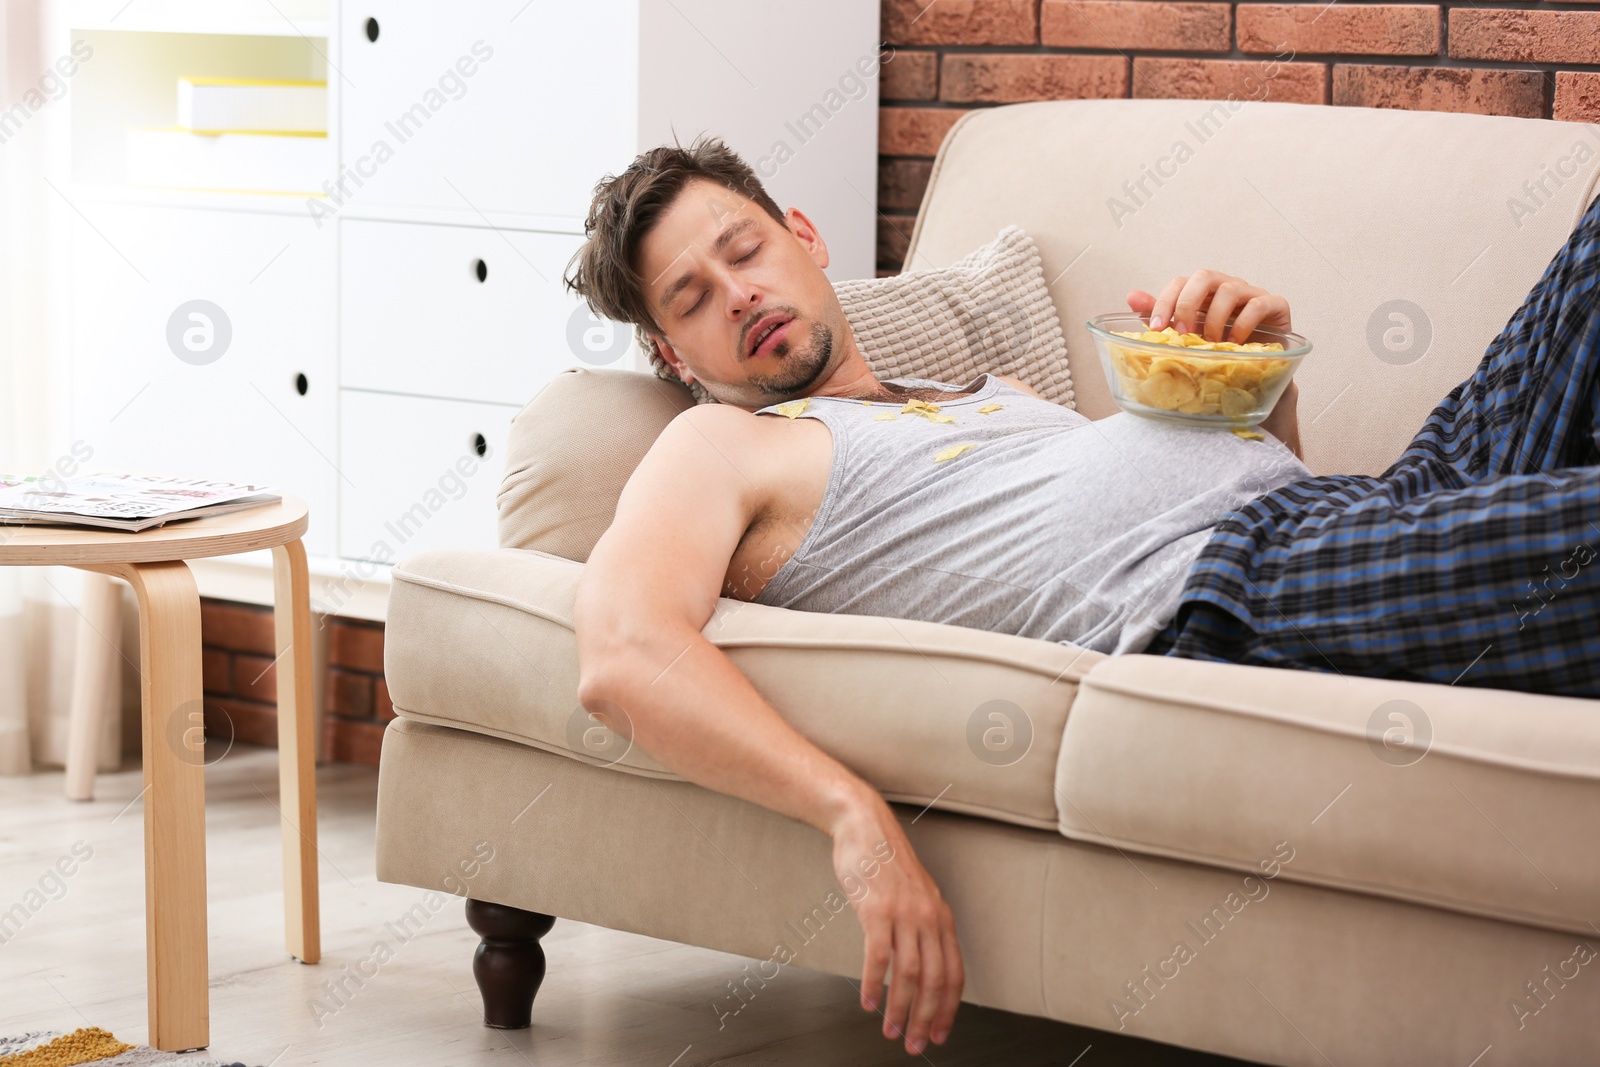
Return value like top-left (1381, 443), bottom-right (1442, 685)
top-left (71, 203), bottom-right (338, 559)
top-left (338, 389), bottom-right (520, 562)
top-left (337, 0), bottom-right (637, 219)
top-left (339, 218), bottom-right (630, 404)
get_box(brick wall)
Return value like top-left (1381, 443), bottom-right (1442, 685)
top-left (877, 0), bottom-right (1600, 272)
top-left (200, 598), bottom-right (391, 767)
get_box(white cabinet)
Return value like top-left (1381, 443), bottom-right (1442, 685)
top-left (70, 202), bottom-right (339, 558)
top-left (333, 0), bottom-right (881, 277)
top-left (338, 390), bottom-right (519, 560)
top-left (339, 220), bottom-right (597, 404)
top-left (336, 0), bottom-right (638, 222)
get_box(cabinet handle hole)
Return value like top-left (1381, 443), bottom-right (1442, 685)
top-left (294, 372), bottom-right (309, 396)
top-left (471, 433), bottom-right (488, 458)
top-left (365, 17), bottom-right (380, 41)
top-left (473, 258), bottom-right (488, 283)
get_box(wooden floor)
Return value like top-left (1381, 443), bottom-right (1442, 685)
top-left (0, 744), bottom-right (1258, 1066)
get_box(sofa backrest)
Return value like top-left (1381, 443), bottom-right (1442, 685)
top-left (906, 99), bottom-right (1600, 476)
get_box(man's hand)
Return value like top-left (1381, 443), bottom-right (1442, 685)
top-left (1126, 268), bottom-right (1292, 344)
top-left (832, 797), bottom-right (963, 1056)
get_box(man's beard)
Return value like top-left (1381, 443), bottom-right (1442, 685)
top-left (749, 319), bottom-right (833, 398)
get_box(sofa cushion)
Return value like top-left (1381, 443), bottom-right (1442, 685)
top-left (641, 224), bottom-right (1076, 409)
top-left (497, 366), bottom-right (694, 561)
top-left (383, 546), bottom-right (1105, 832)
top-left (1056, 654), bottom-right (1600, 936)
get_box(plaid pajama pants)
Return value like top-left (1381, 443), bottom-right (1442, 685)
top-left (1144, 191), bottom-right (1600, 697)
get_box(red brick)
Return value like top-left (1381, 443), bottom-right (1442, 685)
top-left (1555, 72), bottom-right (1600, 123)
top-left (876, 269), bottom-right (900, 279)
top-left (328, 667), bottom-right (374, 719)
top-left (879, 158), bottom-right (935, 212)
top-left (1238, 4), bottom-right (1439, 56)
top-left (878, 213), bottom-right (917, 270)
top-left (941, 53), bottom-right (1127, 102)
top-left (1134, 57), bottom-right (1327, 105)
top-left (1042, 1), bottom-right (1231, 53)
top-left (328, 617), bottom-right (385, 673)
top-left (205, 697), bottom-right (278, 750)
top-left (883, 0), bottom-right (1038, 46)
top-left (324, 718), bottom-right (387, 767)
top-left (1334, 64), bottom-right (1546, 119)
top-left (882, 49), bottom-right (938, 100)
top-left (376, 678), bottom-right (396, 722)
top-left (234, 652), bottom-right (278, 703)
top-left (879, 107), bottom-right (970, 156)
top-left (200, 598), bottom-right (275, 656)
top-left (201, 646), bottom-right (231, 694)
top-left (1449, 9), bottom-right (1600, 65)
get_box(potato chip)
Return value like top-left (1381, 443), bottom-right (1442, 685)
top-left (1231, 427), bottom-right (1265, 441)
top-left (934, 442), bottom-right (978, 462)
top-left (901, 399), bottom-right (941, 415)
top-left (1143, 369), bottom-right (1199, 410)
top-left (1119, 326), bottom-right (1285, 354)
top-left (873, 412), bottom-right (898, 421)
top-left (774, 397), bottom-right (810, 419)
top-left (978, 403), bottom-right (1003, 414)
top-left (927, 413), bottom-right (955, 424)
top-left (1220, 387), bottom-right (1256, 416)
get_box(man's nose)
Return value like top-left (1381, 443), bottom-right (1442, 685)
top-left (728, 288), bottom-right (761, 319)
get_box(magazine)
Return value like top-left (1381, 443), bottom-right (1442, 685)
top-left (0, 471), bottom-right (281, 533)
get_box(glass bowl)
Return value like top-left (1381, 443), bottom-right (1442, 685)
top-left (1085, 312), bottom-right (1311, 427)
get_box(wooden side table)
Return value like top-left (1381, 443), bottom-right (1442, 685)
top-left (0, 496), bottom-right (320, 1052)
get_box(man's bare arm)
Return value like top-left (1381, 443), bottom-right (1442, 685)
top-left (1260, 379), bottom-right (1304, 461)
top-left (573, 405), bottom-right (963, 1055)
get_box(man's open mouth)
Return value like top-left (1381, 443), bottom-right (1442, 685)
top-left (746, 314), bottom-right (793, 358)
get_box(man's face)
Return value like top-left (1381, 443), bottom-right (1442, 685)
top-left (637, 179), bottom-right (846, 409)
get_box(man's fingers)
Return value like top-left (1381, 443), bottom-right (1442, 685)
top-left (931, 925), bottom-right (964, 1045)
top-left (1203, 282), bottom-right (1252, 341)
top-left (860, 925), bottom-right (891, 1012)
top-left (882, 923), bottom-right (920, 1044)
top-left (1173, 270), bottom-right (1219, 334)
top-left (1229, 295), bottom-right (1272, 342)
top-left (1126, 288), bottom-right (1156, 316)
top-left (1149, 276), bottom-right (1187, 330)
top-left (904, 926), bottom-right (945, 1054)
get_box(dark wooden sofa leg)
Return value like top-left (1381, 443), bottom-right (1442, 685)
top-left (465, 899), bottom-right (558, 1029)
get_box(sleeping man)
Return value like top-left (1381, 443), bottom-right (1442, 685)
top-left (566, 136), bottom-right (1600, 1057)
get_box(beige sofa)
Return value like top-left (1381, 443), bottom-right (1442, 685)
top-left (375, 99), bottom-right (1600, 1065)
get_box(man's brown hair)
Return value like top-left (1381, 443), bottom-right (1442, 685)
top-left (564, 134), bottom-right (786, 401)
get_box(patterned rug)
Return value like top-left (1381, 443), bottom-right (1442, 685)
top-left (0, 1029), bottom-right (259, 1066)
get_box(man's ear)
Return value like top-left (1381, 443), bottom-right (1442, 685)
top-left (652, 332), bottom-right (694, 385)
top-left (783, 206), bottom-right (829, 271)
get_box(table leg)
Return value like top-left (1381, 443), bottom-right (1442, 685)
top-left (65, 571), bottom-right (124, 801)
top-left (272, 538), bottom-right (321, 965)
top-left (91, 560), bottom-right (210, 1052)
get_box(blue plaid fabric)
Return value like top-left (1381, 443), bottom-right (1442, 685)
top-left (1145, 192), bottom-right (1600, 697)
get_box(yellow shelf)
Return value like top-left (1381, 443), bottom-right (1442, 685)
top-left (70, 16), bottom-right (330, 37)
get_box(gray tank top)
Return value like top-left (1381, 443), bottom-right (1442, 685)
top-left (751, 373), bottom-right (1312, 654)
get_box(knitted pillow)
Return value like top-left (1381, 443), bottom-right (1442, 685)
top-left (640, 224), bottom-right (1075, 408)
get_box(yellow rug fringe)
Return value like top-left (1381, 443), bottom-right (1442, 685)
top-left (0, 1028), bottom-right (134, 1067)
